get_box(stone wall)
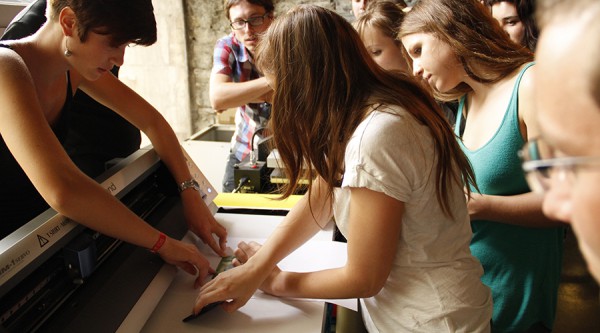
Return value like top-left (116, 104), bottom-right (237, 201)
top-left (120, 0), bottom-right (355, 140)
top-left (120, 0), bottom-right (191, 139)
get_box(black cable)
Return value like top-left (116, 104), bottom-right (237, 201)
top-left (250, 126), bottom-right (266, 164)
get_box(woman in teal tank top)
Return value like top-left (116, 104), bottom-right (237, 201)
top-left (400, 0), bottom-right (565, 332)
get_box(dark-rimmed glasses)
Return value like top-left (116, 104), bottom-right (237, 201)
top-left (230, 13), bottom-right (270, 30)
top-left (519, 138), bottom-right (600, 193)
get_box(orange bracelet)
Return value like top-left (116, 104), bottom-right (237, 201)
top-left (150, 232), bottom-right (167, 253)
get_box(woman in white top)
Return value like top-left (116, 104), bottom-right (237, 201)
top-left (195, 5), bottom-right (492, 332)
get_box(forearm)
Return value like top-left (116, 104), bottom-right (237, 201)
top-left (469, 192), bottom-right (564, 227)
top-left (209, 76), bottom-right (271, 111)
top-left (141, 113), bottom-right (194, 184)
top-left (272, 188), bottom-right (405, 300)
top-left (54, 171), bottom-right (214, 284)
top-left (273, 267), bottom-right (376, 299)
top-left (83, 76), bottom-right (202, 203)
top-left (141, 117), bottom-right (214, 224)
top-left (49, 172), bottom-right (161, 249)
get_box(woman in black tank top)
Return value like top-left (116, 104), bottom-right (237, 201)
top-left (0, 43), bottom-right (73, 233)
top-left (0, 0), bottom-right (226, 286)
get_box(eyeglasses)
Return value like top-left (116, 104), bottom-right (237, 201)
top-left (230, 13), bottom-right (270, 30)
top-left (519, 138), bottom-right (600, 193)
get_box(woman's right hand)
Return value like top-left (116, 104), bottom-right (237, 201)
top-left (193, 242), bottom-right (275, 315)
top-left (193, 263), bottom-right (260, 314)
top-left (157, 237), bottom-right (215, 288)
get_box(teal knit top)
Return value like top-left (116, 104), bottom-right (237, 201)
top-left (455, 63), bottom-right (564, 333)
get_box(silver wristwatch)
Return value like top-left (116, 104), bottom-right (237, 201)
top-left (178, 179), bottom-right (200, 193)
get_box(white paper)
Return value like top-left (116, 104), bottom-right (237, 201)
top-left (123, 212), bottom-right (356, 333)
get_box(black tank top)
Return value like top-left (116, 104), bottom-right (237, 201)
top-left (0, 43), bottom-right (74, 238)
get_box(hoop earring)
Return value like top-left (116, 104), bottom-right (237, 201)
top-left (64, 37), bottom-right (72, 57)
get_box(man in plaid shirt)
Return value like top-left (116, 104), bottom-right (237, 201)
top-left (210, 0), bottom-right (274, 192)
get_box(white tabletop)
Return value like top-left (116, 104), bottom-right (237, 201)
top-left (118, 212), bottom-right (348, 333)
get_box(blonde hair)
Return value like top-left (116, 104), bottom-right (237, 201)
top-left (256, 5), bottom-right (475, 217)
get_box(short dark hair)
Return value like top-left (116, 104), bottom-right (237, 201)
top-left (223, 0), bottom-right (274, 20)
top-left (49, 0), bottom-right (156, 47)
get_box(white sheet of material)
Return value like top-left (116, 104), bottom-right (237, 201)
top-left (119, 212), bottom-right (352, 332)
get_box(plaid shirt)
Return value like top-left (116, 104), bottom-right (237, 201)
top-left (212, 34), bottom-right (271, 161)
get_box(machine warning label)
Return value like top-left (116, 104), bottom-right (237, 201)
top-left (37, 235), bottom-right (49, 247)
top-left (0, 217), bottom-right (74, 284)
top-left (0, 249), bottom-right (31, 279)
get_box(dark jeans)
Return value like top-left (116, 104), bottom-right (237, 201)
top-left (222, 151), bottom-right (241, 193)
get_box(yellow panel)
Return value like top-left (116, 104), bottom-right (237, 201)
top-left (214, 193), bottom-right (303, 209)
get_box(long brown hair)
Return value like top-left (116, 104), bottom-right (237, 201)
top-left (399, 0), bottom-right (533, 101)
top-left (256, 5), bottom-right (475, 217)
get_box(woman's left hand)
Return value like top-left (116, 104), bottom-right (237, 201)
top-left (233, 241), bottom-right (282, 295)
top-left (194, 240), bottom-right (283, 315)
top-left (157, 236), bottom-right (214, 288)
top-left (182, 191), bottom-right (227, 256)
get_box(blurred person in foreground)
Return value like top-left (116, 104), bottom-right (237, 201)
top-left (521, 0), bottom-right (600, 282)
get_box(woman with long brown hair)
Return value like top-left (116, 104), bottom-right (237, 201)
top-left (399, 0), bottom-right (564, 331)
top-left (196, 5), bottom-right (492, 331)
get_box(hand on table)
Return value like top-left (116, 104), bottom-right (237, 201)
top-left (193, 241), bottom-right (278, 315)
top-left (233, 241), bottom-right (282, 295)
top-left (157, 236), bottom-right (215, 288)
top-left (182, 192), bottom-right (227, 256)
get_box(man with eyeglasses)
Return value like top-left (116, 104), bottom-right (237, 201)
top-left (521, 0), bottom-right (600, 282)
top-left (210, 0), bottom-right (274, 193)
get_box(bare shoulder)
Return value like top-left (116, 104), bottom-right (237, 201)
top-left (518, 63), bottom-right (537, 137)
top-left (0, 47), bottom-right (37, 120)
top-left (518, 63), bottom-right (535, 109)
top-left (519, 63), bottom-right (535, 95)
top-left (0, 46), bottom-right (32, 84)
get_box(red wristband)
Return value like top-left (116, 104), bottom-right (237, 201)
top-left (150, 232), bottom-right (167, 253)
